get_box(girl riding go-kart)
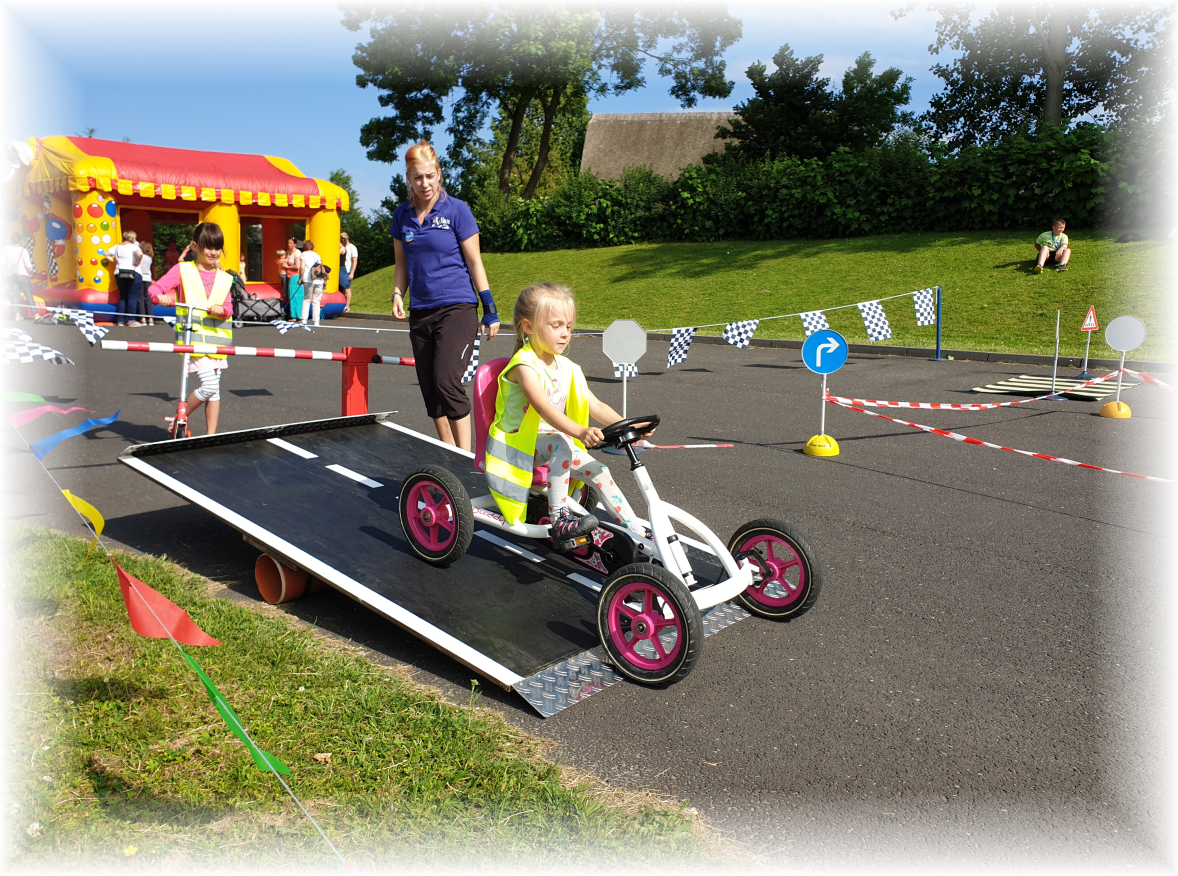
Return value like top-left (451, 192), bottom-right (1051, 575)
top-left (399, 283), bottom-right (821, 686)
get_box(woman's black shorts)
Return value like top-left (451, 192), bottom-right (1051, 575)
top-left (408, 302), bottom-right (478, 420)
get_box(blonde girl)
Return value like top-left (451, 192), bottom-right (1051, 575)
top-left (487, 283), bottom-right (652, 544)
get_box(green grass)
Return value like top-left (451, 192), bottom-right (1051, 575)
top-left (351, 231), bottom-right (1171, 361)
top-left (7, 528), bottom-right (702, 869)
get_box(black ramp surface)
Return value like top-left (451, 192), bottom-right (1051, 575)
top-left (125, 418), bottom-right (609, 679)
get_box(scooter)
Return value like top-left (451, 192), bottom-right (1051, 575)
top-left (397, 359), bottom-right (822, 687)
top-left (165, 303), bottom-right (209, 440)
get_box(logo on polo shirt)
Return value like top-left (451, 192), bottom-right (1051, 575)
top-left (430, 216), bottom-right (452, 230)
top-left (404, 230), bottom-right (414, 243)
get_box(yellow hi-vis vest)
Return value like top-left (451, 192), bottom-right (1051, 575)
top-left (486, 344), bottom-right (590, 525)
top-left (175, 262), bottom-right (233, 360)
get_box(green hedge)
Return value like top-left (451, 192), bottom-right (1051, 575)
top-left (469, 123), bottom-right (1171, 251)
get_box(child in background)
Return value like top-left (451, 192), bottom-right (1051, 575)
top-left (485, 282), bottom-right (654, 545)
top-left (136, 241), bottom-right (155, 326)
top-left (148, 223), bottom-right (234, 435)
top-left (1034, 218), bottom-right (1071, 273)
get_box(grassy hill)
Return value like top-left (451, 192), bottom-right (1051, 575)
top-left (350, 231), bottom-right (1171, 361)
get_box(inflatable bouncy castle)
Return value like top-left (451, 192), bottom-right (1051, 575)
top-left (3, 136), bottom-right (351, 320)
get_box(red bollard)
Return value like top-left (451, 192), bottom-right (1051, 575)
top-left (341, 346), bottom-right (378, 416)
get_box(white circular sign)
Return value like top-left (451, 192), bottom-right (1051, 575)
top-left (1105, 315), bottom-right (1147, 353)
top-left (602, 319), bottom-right (647, 365)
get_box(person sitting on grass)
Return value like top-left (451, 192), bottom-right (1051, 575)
top-left (1034, 219), bottom-right (1071, 273)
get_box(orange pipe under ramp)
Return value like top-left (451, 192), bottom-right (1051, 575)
top-left (254, 554), bottom-right (326, 604)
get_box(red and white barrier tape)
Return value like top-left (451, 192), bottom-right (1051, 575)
top-left (1122, 368), bottom-right (1174, 392)
top-left (827, 398), bottom-right (1173, 484)
top-left (826, 370), bottom-right (1123, 411)
top-left (101, 340), bottom-right (414, 366)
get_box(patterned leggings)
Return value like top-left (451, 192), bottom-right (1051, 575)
top-left (534, 432), bottom-right (642, 534)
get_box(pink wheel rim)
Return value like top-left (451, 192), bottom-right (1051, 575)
top-left (404, 480), bottom-right (457, 552)
top-left (605, 580), bottom-right (684, 670)
top-left (737, 532), bottom-right (806, 607)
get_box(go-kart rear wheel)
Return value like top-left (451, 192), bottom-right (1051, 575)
top-left (597, 563), bottom-right (702, 686)
top-left (728, 519), bottom-right (821, 620)
top-left (398, 466), bottom-right (473, 566)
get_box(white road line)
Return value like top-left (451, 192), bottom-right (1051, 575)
top-left (267, 437), bottom-right (318, 459)
top-left (325, 464), bottom-right (383, 488)
top-left (567, 572), bottom-right (602, 593)
top-left (475, 530), bottom-right (545, 563)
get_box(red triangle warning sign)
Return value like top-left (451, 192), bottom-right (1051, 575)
top-left (1080, 306), bottom-right (1099, 331)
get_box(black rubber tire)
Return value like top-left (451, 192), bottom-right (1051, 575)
top-left (597, 563), bottom-right (703, 686)
top-left (398, 465), bottom-right (474, 566)
top-left (727, 518), bottom-right (821, 620)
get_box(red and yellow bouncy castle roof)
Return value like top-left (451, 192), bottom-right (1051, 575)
top-left (19, 136), bottom-right (350, 211)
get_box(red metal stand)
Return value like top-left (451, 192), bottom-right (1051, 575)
top-left (341, 346), bottom-right (378, 416)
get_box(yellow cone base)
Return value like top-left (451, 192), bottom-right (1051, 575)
top-left (1099, 401), bottom-right (1132, 419)
top-left (804, 434), bottom-right (840, 457)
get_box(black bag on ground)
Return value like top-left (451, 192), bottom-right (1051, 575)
top-left (226, 270), bottom-right (284, 326)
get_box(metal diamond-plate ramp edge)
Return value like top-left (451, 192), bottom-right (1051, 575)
top-left (514, 600), bottom-right (752, 717)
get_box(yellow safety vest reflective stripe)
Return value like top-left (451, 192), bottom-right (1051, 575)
top-left (486, 344), bottom-right (590, 525)
top-left (176, 262), bottom-right (233, 360)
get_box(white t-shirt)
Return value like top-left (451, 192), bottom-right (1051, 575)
top-left (109, 242), bottom-right (141, 271)
top-left (137, 256), bottom-right (153, 281)
top-left (300, 250), bottom-right (322, 281)
top-left (2, 244), bottom-right (34, 278)
top-left (342, 242), bottom-right (358, 273)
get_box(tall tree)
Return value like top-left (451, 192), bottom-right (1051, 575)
top-left (898, 2), bottom-right (1172, 145)
top-left (342, 3), bottom-right (742, 198)
top-left (717, 46), bottom-right (913, 160)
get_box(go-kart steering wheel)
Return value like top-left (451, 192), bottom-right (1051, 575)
top-left (595, 415), bottom-right (660, 449)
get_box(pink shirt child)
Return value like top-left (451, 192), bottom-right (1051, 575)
top-left (148, 264), bottom-right (235, 317)
top-left (148, 264), bottom-right (234, 373)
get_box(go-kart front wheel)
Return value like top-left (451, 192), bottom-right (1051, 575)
top-left (728, 518), bottom-right (821, 619)
top-left (597, 564), bottom-right (702, 686)
top-left (398, 465), bottom-right (473, 566)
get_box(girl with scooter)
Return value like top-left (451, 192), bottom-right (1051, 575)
top-left (487, 283), bottom-right (654, 546)
top-left (147, 223), bottom-right (234, 435)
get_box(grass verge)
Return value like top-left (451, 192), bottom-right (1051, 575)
top-left (5, 527), bottom-right (702, 870)
top-left (351, 231), bottom-right (1169, 361)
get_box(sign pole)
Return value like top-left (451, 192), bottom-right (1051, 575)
top-left (801, 329), bottom-right (847, 457)
top-left (929, 285), bottom-right (945, 361)
top-left (622, 371), bottom-right (627, 419)
top-left (1100, 314), bottom-right (1146, 419)
top-left (1051, 310), bottom-right (1060, 395)
top-left (1080, 331), bottom-right (1092, 379)
top-left (820, 374), bottom-right (827, 436)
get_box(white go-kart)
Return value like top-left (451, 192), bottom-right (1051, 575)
top-left (397, 358), bottom-right (822, 686)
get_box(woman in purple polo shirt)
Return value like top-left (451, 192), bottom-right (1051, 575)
top-left (391, 141), bottom-right (500, 451)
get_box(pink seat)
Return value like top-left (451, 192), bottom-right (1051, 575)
top-left (472, 357), bottom-right (547, 486)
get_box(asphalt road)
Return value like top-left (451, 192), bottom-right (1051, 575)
top-left (4, 317), bottom-right (1175, 871)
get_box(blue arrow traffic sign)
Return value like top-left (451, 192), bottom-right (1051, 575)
top-left (801, 330), bottom-right (848, 375)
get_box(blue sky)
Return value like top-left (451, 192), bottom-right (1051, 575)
top-left (2, 0), bottom-right (961, 216)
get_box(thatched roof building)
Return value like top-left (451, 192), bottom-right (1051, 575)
top-left (579, 112), bottom-right (732, 181)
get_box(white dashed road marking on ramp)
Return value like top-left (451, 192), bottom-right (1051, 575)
top-left (267, 438), bottom-right (318, 459)
top-left (325, 464), bottom-right (383, 488)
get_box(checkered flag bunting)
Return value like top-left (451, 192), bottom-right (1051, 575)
top-left (613, 361), bottom-right (639, 378)
top-left (722, 319), bottom-right (759, 349)
top-left (54, 307), bottom-right (109, 345)
top-left (666, 327), bottom-right (696, 369)
top-left (799, 311), bottom-right (830, 337)
top-left (2, 327), bottom-right (33, 343)
top-left (461, 337), bottom-right (481, 383)
top-left (913, 287), bottom-right (936, 327)
top-left (271, 320), bottom-right (313, 334)
top-left (857, 300), bottom-right (893, 342)
top-left (4, 341), bottom-right (73, 365)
